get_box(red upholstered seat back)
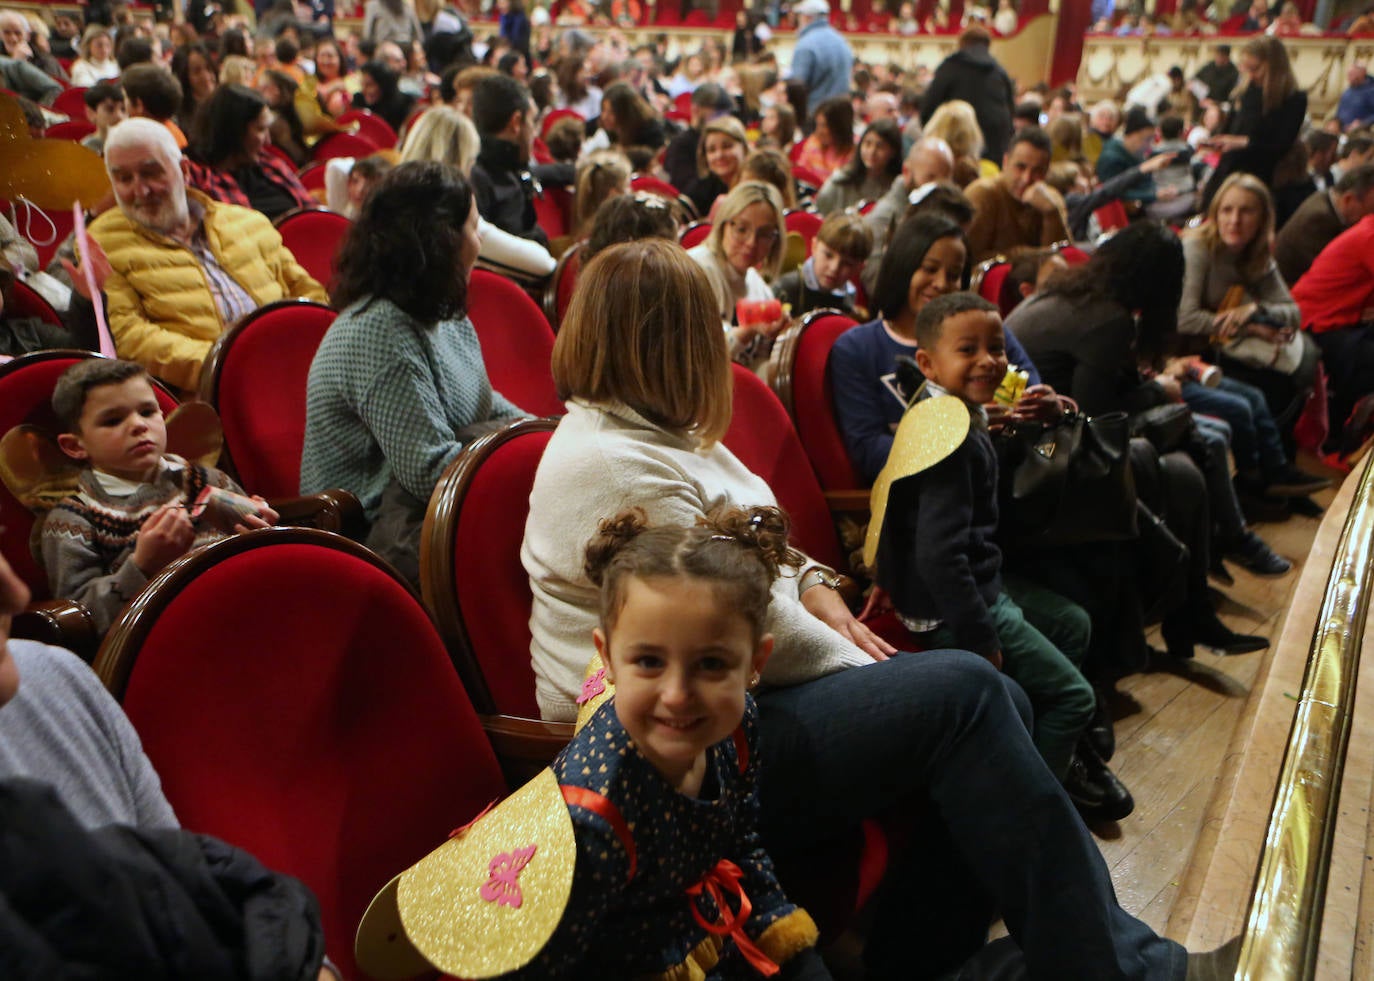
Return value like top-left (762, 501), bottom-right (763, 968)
top-left (787, 312), bottom-right (863, 491)
top-left (976, 261), bottom-right (1014, 316)
top-left (784, 209), bottom-right (824, 256)
top-left (297, 162), bottom-right (327, 193)
top-left (107, 531), bottom-right (506, 981)
top-left (44, 119), bottom-right (96, 141)
top-left (791, 164), bottom-right (826, 189)
top-left (549, 242), bottom-right (582, 331)
top-left (9, 280), bottom-right (62, 326)
top-left (533, 185), bottom-right (572, 241)
top-left (1094, 200), bottom-right (1130, 233)
top-left (0, 352), bottom-right (178, 596)
top-left (540, 107), bottom-right (584, 138)
top-left (335, 108), bottom-right (398, 149)
top-left (630, 174), bottom-right (680, 200)
top-left (723, 364), bottom-right (845, 570)
top-left (1058, 244), bottom-right (1090, 265)
top-left (311, 131), bottom-right (380, 163)
top-left (273, 209), bottom-right (352, 289)
top-left (679, 221), bottom-right (712, 248)
top-left (52, 87), bottom-right (88, 118)
top-left (202, 300), bottom-right (337, 498)
top-left (467, 269), bottom-right (563, 417)
top-left (427, 421), bottom-right (557, 716)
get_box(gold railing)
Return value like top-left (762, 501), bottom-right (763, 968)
top-left (1236, 450), bottom-right (1374, 979)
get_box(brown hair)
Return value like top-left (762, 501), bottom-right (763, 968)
top-left (552, 239), bottom-right (733, 446)
top-left (585, 505), bottom-right (801, 639)
top-left (1238, 36), bottom-right (1297, 115)
top-left (696, 114), bottom-right (749, 180)
top-left (817, 212), bottom-right (874, 263)
top-left (1193, 172), bottom-right (1276, 283)
top-left (52, 359), bottom-right (150, 432)
top-left (740, 148), bottom-right (797, 208)
top-left (572, 150), bottom-right (632, 238)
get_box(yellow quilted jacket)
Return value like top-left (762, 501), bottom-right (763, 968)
top-left (89, 190), bottom-right (328, 392)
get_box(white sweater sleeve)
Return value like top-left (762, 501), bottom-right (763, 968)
top-left (477, 216), bottom-right (556, 279)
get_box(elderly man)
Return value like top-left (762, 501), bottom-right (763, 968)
top-left (1337, 62), bottom-right (1374, 132)
top-left (1276, 163), bottom-right (1374, 285)
top-left (788, 0), bottom-right (853, 116)
top-left (89, 118), bottom-right (326, 393)
top-left (861, 137), bottom-right (956, 295)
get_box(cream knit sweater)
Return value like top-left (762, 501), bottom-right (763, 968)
top-left (522, 399), bottom-right (872, 721)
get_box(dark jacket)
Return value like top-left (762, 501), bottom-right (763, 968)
top-left (1274, 189), bottom-right (1344, 287)
top-left (920, 46), bottom-right (1016, 164)
top-left (470, 136), bottom-right (574, 246)
top-left (665, 126), bottom-right (702, 192)
top-left (772, 268), bottom-right (858, 319)
top-left (0, 778), bottom-right (326, 980)
top-left (1194, 60), bottom-right (1239, 104)
top-left (876, 418), bottom-right (1004, 658)
top-left (1201, 86), bottom-right (1307, 207)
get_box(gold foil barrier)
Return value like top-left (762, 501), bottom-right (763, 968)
top-left (0, 95), bottom-right (110, 210)
top-left (164, 401), bottom-right (223, 469)
top-left (356, 769), bottom-right (576, 980)
top-left (864, 395), bottom-right (970, 569)
top-left (574, 651), bottom-right (613, 732)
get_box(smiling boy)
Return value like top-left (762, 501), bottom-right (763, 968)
top-left (38, 358), bottom-right (274, 633)
top-left (772, 213), bottom-right (873, 318)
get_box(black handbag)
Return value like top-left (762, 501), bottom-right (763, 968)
top-left (1129, 402), bottom-right (1194, 454)
top-left (996, 410), bottom-right (1138, 547)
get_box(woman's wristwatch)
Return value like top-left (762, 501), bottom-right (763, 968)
top-left (799, 567), bottom-right (842, 594)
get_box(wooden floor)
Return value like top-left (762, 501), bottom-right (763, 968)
top-left (1099, 476), bottom-right (1341, 935)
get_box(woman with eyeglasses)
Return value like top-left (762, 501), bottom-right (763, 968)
top-left (687, 181), bottom-right (789, 376)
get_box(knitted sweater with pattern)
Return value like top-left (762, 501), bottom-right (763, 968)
top-left (299, 295), bottom-right (527, 519)
top-left (38, 457), bottom-right (241, 633)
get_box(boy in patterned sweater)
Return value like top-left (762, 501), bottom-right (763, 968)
top-left (37, 359), bottom-right (276, 633)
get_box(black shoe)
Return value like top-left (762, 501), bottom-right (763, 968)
top-left (1186, 935), bottom-right (1242, 981)
top-left (1208, 556), bottom-right (1235, 586)
top-left (1086, 688), bottom-right (1115, 762)
top-left (1265, 465), bottom-right (1332, 498)
top-left (1193, 611), bottom-right (1269, 655)
top-left (1287, 494), bottom-right (1326, 518)
top-left (1065, 745), bottom-right (1134, 822)
top-left (1161, 615), bottom-right (1195, 660)
top-left (1222, 530), bottom-right (1292, 577)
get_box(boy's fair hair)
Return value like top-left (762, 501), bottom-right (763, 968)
top-left (914, 291), bottom-right (998, 350)
top-left (817, 213), bottom-right (873, 263)
top-left (51, 359), bottom-right (152, 433)
top-left (585, 505), bottom-right (802, 642)
top-left (552, 239), bottom-right (732, 446)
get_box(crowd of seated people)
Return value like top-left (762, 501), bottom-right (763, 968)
top-left (7, 2), bottom-right (1374, 975)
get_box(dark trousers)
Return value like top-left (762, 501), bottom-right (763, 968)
top-left (1313, 325), bottom-right (1374, 444)
top-left (756, 652), bottom-right (1187, 981)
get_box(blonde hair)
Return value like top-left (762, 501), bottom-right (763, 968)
top-left (924, 100), bottom-right (986, 161)
top-left (1194, 172), bottom-right (1277, 283)
top-left (219, 55), bottom-right (255, 87)
top-left (706, 181), bottom-right (787, 281)
top-left (552, 239), bottom-right (732, 446)
top-left (696, 115), bottom-right (749, 181)
top-left (1239, 36), bottom-right (1297, 115)
top-left (572, 150), bottom-right (632, 237)
top-left (399, 106), bottom-right (479, 174)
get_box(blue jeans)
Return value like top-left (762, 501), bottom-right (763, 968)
top-left (1183, 376), bottom-right (1287, 475)
top-left (756, 652), bottom-right (1186, 980)
top-left (1188, 416), bottom-right (1248, 540)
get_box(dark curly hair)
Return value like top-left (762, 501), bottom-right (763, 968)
top-left (331, 161), bottom-right (476, 325)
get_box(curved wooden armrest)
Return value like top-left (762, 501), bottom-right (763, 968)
top-left (268, 489), bottom-right (366, 539)
top-left (824, 489), bottom-right (873, 513)
top-left (13, 599), bottom-right (98, 662)
top-left (478, 714), bottom-right (575, 785)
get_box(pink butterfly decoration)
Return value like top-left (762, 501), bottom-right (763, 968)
top-left (576, 668), bottom-right (607, 705)
top-left (479, 844), bottom-right (538, 908)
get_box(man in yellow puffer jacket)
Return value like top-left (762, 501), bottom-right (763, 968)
top-left (88, 118), bottom-right (328, 393)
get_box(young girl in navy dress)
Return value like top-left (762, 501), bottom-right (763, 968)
top-left (358, 505), bottom-right (830, 981)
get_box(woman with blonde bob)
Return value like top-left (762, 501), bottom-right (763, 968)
top-left (521, 236), bottom-right (1203, 981)
top-left (687, 180), bottom-right (788, 374)
top-left (395, 106), bottom-right (556, 280)
top-left (923, 100), bottom-right (993, 187)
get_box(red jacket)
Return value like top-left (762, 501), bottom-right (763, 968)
top-left (1292, 214), bottom-right (1374, 333)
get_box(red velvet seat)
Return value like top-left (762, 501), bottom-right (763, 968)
top-left (51, 86), bottom-right (87, 119)
top-left (311, 130), bottom-right (380, 163)
top-left (335, 108), bottom-right (398, 149)
top-left (273, 207), bottom-right (352, 289)
top-left (791, 164), bottom-right (826, 189)
top-left (3, 199), bottom-right (75, 269)
top-left (44, 119), bottom-right (96, 141)
top-left (533, 184), bottom-right (572, 241)
top-left (972, 257), bottom-right (1015, 316)
top-left (679, 220), bottom-right (712, 248)
top-left (542, 240), bottom-right (582, 331)
top-left (784, 209), bottom-right (824, 256)
top-left (198, 299), bottom-right (338, 499)
top-left (94, 528), bottom-right (508, 981)
top-left (1057, 242), bottom-right (1090, 264)
top-left (769, 309), bottom-right (863, 493)
top-left (1093, 199), bottom-right (1130, 233)
top-left (8, 280), bottom-right (62, 326)
top-left (539, 107), bottom-right (584, 139)
top-left (466, 269), bottom-right (563, 417)
top-left (630, 173), bottom-right (679, 199)
top-left (297, 161), bottom-right (327, 194)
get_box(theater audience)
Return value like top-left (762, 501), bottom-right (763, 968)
top-left (663, 81), bottom-right (732, 191)
top-left (923, 100), bottom-right (992, 187)
top-left (772, 211), bottom-right (872, 318)
top-left (301, 162), bottom-right (527, 584)
top-left (122, 62), bottom-right (188, 149)
top-left (81, 79), bottom-right (127, 155)
top-left (70, 24), bottom-right (119, 86)
top-left (581, 191), bottom-right (679, 261)
top-left (795, 96), bottom-right (856, 180)
top-left (686, 114), bottom-right (749, 217)
top-left (185, 84), bottom-right (316, 220)
top-left (351, 59), bottom-right (415, 132)
top-left (921, 26), bottom-right (1015, 164)
top-left (1275, 163), bottom-right (1374, 287)
top-left (814, 118), bottom-right (902, 214)
top-left (570, 150), bottom-right (632, 243)
top-left (1337, 61), bottom-right (1374, 132)
top-left (171, 41), bottom-right (219, 134)
top-left (687, 181), bottom-right (790, 376)
top-left (90, 119), bottom-right (326, 393)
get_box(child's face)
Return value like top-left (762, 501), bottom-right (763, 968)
top-left (58, 376), bottom-right (168, 482)
top-left (915, 310), bottom-right (1008, 406)
top-left (595, 575), bottom-right (771, 793)
top-left (917, 313), bottom-right (1005, 403)
top-left (87, 96), bottom-right (126, 133)
top-left (812, 239), bottom-right (863, 292)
